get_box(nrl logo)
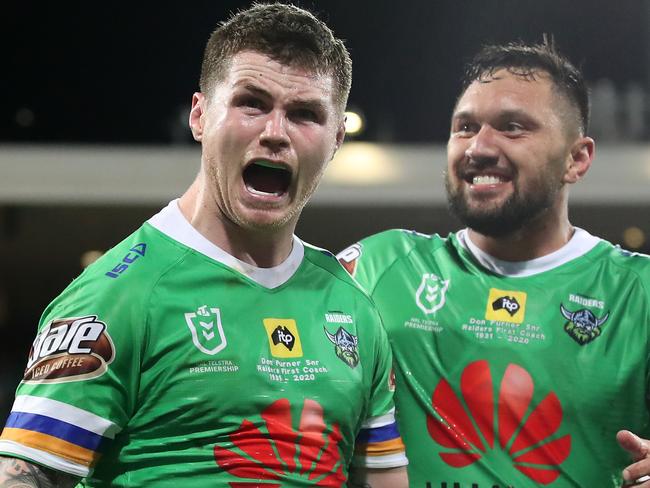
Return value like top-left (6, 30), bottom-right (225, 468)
top-left (324, 326), bottom-right (359, 368)
top-left (185, 305), bottom-right (227, 355)
top-left (415, 273), bottom-right (450, 315)
top-left (560, 304), bottom-right (610, 346)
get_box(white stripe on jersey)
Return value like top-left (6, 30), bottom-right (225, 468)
top-left (0, 440), bottom-right (90, 477)
top-left (359, 407), bottom-right (396, 429)
top-left (12, 395), bottom-right (121, 438)
top-left (353, 452), bottom-right (409, 469)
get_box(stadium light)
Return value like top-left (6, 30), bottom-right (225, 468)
top-left (344, 110), bottom-right (364, 135)
top-left (623, 226), bottom-right (646, 249)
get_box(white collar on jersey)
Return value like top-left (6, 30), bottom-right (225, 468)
top-left (147, 199), bottom-right (304, 289)
top-left (457, 227), bottom-right (601, 277)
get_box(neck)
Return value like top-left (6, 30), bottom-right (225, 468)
top-left (178, 179), bottom-right (295, 268)
top-left (467, 204), bottom-right (573, 262)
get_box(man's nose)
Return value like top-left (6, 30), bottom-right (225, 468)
top-left (465, 125), bottom-right (500, 163)
top-left (260, 110), bottom-right (290, 151)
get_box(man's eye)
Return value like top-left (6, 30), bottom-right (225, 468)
top-left (291, 108), bottom-right (318, 122)
top-left (455, 122), bottom-right (477, 134)
top-left (238, 97), bottom-right (265, 110)
top-left (504, 122), bottom-right (524, 132)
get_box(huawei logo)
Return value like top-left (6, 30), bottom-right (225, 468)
top-left (427, 360), bottom-right (571, 485)
top-left (214, 398), bottom-right (345, 487)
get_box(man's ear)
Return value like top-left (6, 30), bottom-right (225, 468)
top-left (564, 136), bottom-right (595, 184)
top-left (189, 92), bottom-right (206, 142)
top-left (330, 118), bottom-right (346, 161)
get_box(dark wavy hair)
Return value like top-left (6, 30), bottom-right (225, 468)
top-left (459, 38), bottom-right (590, 135)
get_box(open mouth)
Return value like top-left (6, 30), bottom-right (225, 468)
top-left (243, 161), bottom-right (292, 197)
top-left (462, 170), bottom-right (512, 186)
top-left (469, 175), bottom-right (507, 185)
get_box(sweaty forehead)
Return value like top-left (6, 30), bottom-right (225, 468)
top-left (454, 70), bottom-right (557, 117)
top-left (225, 51), bottom-right (336, 102)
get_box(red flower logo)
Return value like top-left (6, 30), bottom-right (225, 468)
top-left (214, 398), bottom-right (345, 487)
top-left (426, 360), bottom-right (571, 485)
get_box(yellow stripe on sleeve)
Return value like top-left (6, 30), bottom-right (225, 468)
top-left (1, 427), bottom-right (99, 467)
top-left (355, 437), bottom-right (406, 457)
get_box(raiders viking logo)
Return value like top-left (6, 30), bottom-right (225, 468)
top-left (560, 304), bottom-right (610, 345)
top-left (324, 326), bottom-right (359, 368)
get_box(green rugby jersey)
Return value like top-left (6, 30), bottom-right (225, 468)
top-left (0, 201), bottom-right (406, 487)
top-left (338, 228), bottom-right (650, 488)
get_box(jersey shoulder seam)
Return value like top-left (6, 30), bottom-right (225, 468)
top-left (585, 242), bottom-right (650, 305)
top-left (365, 229), bottom-right (441, 296)
top-left (303, 248), bottom-right (378, 308)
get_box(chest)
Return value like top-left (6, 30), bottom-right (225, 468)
top-left (374, 256), bottom-right (647, 405)
top-left (131, 279), bottom-right (370, 434)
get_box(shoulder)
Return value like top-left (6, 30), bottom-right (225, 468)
top-left (588, 239), bottom-right (650, 298)
top-left (45, 222), bottom-right (189, 321)
top-left (592, 239), bottom-right (650, 275)
top-left (361, 228), bottom-right (436, 251)
top-left (337, 229), bottom-right (448, 291)
top-left (99, 221), bottom-right (189, 279)
top-left (348, 228), bottom-right (445, 263)
top-left (302, 242), bottom-right (372, 295)
top-left (588, 239), bottom-right (650, 275)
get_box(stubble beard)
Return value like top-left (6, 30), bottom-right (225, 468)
top-left (445, 171), bottom-right (561, 238)
top-left (206, 161), bottom-right (322, 233)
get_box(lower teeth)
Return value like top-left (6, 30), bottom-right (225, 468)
top-left (247, 186), bottom-right (282, 197)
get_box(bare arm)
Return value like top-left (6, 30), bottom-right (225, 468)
top-left (0, 457), bottom-right (80, 488)
top-left (348, 466), bottom-right (408, 488)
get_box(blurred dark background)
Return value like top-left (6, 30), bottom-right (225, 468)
top-left (1, 0), bottom-right (649, 419)
top-left (3, 0), bottom-right (650, 143)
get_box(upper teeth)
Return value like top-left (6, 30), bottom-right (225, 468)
top-left (472, 175), bottom-right (503, 185)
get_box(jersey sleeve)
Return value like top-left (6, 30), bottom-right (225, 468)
top-left (339, 231), bottom-right (423, 469)
top-left (636, 255), bottom-right (650, 397)
top-left (0, 237), bottom-right (150, 477)
top-left (352, 307), bottom-right (407, 469)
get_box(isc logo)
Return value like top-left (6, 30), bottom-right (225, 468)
top-left (105, 243), bottom-right (147, 278)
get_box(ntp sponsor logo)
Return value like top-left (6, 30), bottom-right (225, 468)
top-left (263, 319), bottom-right (303, 358)
top-left (485, 289), bottom-right (527, 324)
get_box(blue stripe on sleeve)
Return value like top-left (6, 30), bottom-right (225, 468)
top-left (356, 422), bottom-right (400, 443)
top-left (6, 412), bottom-right (106, 452)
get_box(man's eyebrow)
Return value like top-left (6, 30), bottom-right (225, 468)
top-left (452, 108), bottom-right (535, 120)
top-left (289, 98), bottom-right (327, 111)
top-left (235, 83), bottom-right (328, 111)
top-left (495, 108), bottom-right (536, 120)
top-left (235, 83), bottom-right (272, 98)
top-left (451, 110), bottom-right (473, 120)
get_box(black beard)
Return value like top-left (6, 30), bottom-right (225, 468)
top-left (446, 177), bottom-right (556, 238)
